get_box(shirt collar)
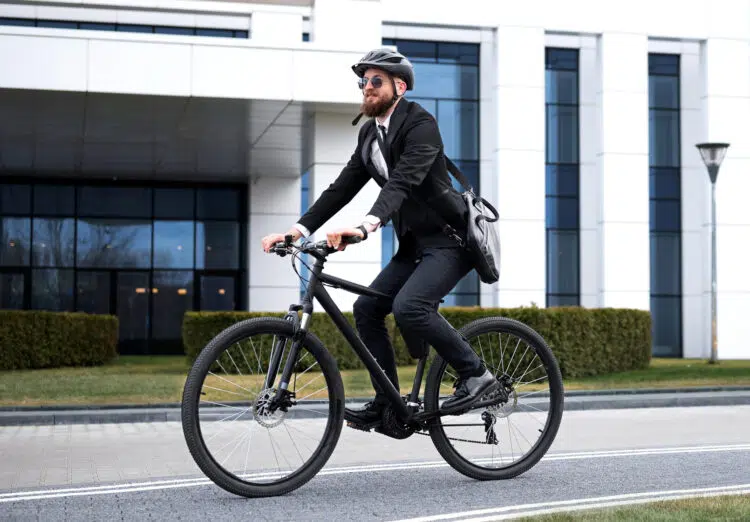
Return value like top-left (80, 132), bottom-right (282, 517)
top-left (375, 110), bottom-right (393, 132)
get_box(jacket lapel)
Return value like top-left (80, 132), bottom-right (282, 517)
top-left (384, 98), bottom-right (410, 152)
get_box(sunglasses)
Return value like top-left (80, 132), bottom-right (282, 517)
top-left (358, 75), bottom-right (386, 90)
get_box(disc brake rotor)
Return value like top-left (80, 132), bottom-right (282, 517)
top-left (253, 388), bottom-right (286, 428)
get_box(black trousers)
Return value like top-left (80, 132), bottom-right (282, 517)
top-left (352, 245), bottom-right (483, 404)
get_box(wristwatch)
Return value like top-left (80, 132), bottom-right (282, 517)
top-left (356, 224), bottom-right (368, 240)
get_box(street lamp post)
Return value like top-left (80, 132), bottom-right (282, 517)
top-left (695, 142), bottom-right (730, 365)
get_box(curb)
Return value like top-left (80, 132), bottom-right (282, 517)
top-left (2, 387), bottom-right (750, 426)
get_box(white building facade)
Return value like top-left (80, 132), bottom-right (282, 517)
top-left (0, 0), bottom-right (748, 360)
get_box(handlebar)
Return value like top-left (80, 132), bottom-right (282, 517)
top-left (269, 234), bottom-right (363, 259)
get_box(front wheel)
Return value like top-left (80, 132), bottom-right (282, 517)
top-left (424, 317), bottom-right (564, 480)
top-left (181, 317), bottom-right (345, 498)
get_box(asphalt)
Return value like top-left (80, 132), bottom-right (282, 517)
top-left (2, 386), bottom-right (750, 426)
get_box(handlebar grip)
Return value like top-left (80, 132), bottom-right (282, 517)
top-left (342, 235), bottom-right (363, 245)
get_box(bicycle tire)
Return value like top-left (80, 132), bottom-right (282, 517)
top-left (424, 316), bottom-right (564, 481)
top-left (181, 317), bottom-right (345, 498)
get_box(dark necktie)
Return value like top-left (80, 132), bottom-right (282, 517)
top-left (376, 124), bottom-right (390, 171)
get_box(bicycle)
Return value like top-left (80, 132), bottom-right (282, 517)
top-left (181, 234), bottom-right (564, 498)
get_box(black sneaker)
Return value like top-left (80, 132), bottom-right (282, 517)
top-left (344, 401), bottom-right (385, 429)
top-left (440, 370), bottom-right (499, 414)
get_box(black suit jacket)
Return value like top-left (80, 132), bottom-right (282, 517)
top-left (297, 98), bottom-right (468, 256)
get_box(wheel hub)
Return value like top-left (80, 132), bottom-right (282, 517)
top-left (253, 388), bottom-right (287, 428)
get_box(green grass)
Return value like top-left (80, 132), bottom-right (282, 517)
top-left (1, 357), bottom-right (749, 407)
top-left (519, 493), bottom-right (750, 521)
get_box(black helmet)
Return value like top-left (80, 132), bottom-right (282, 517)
top-left (352, 48), bottom-right (415, 91)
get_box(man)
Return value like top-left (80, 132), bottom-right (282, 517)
top-left (261, 48), bottom-right (497, 426)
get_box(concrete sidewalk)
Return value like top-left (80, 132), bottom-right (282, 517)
top-left (2, 386), bottom-right (750, 426)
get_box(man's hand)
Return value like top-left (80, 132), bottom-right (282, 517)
top-left (326, 227), bottom-right (365, 251)
top-left (261, 229), bottom-right (302, 253)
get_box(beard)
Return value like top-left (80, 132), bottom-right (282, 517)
top-left (360, 91), bottom-right (396, 118)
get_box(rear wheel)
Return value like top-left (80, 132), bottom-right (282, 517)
top-left (424, 317), bottom-right (564, 480)
top-left (181, 317), bottom-right (345, 498)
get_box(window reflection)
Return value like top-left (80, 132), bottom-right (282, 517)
top-left (409, 63), bottom-right (478, 100)
top-left (33, 185), bottom-right (75, 216)
top-left (154, 221), bottom-right (194, 269)
top-left (0, 184), bottom-right (31, 215)
top-left (196, 221), bottom-right (239, 270)
top-left (439, 100), bottom-right (479, 160)
top-left (32, 268), bottom-right (74, 311)
top-left (78, 186), bottom-right (152, 218)
top-left (33, 218), bottom-right (75, 267)
top-left (0, 217), bottom-right (31, 266)
top-left (546, 231), bottom-right (579, 295)
top-left (152, 271), bottom-right (193, 340)
top-left (77, 219), bottom-right (152, 268)
top-left (77, 271), bottom-right (110, 314)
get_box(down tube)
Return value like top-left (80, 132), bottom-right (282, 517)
top-left (313, 285), bottom-right (409, 419)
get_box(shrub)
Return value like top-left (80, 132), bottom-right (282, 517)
top-left (182, 306), bottom-right (651, 379)
top-left (0, 311), bottom-right (118, 371)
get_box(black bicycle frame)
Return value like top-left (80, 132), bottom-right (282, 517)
top-left (271, 250), bottom-right (425, 420)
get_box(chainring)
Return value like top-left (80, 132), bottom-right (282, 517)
top-left (376, 405), bottom-right (415, 440)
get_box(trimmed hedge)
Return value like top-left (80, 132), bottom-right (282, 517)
top-left (0, 310), bottom-right (119, 371)
top-left (182, 306), bottom-right (651, 379)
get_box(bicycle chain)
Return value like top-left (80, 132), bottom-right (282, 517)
top-left (413, 430), bottom-right (494, 445)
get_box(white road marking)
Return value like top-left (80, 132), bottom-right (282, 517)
top-left (1, 443), bottom-right (748, 503)
top-left (390, 484), bottom-right (750, 522)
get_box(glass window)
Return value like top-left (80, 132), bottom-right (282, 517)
top-left (546, 196), bottom-right (579, 229)
top-left (546, 48), bottom-right (578, 71)
top-left (547, 294), bottom-right (579, 307)
top-left (547, 231), bottom-right (579, 295)
top-left (0, 18), bottom-right (35, 27)
top-left (76, 219), bottom-right (152, 268)
top-left (196, 221), bottom-right (239, 270)
top-left (118, 24), bottom-right (153, 33)
top-left (0, 217), bottom-right (30, 266)
top-left (78, 186), bottom-right (152, 218)
top-left (76, 271), bottom-right (111, 315)
top-left (79, 22), bottom-right (115, 31)
top-left (33, 184), bottom-right (75, 216)
top-left (410, 98), bottom-right (437, 118)
top-left (437, 43), bottom-right (479, 65)
top-left (651, 296), bottom-right (681, 356)
top-left (381, 224), bottom-right (395, 266)
top-left (439, 100), bottom-right (479, 161)
top-left (546, 165), bottom-right (579, 197)
top-left (650, 168), bottom-right (681, 200)
top-left (388, 40), bottom-right (436, 62)
top-left (410, 63), bottom-right (479, 99)
top-left (116, 271), bottom-right (151, 353)
top-left (153, 221), bottom-right (194, 269)
top-left (31, 268), bottom-right (74, 311)
top-left (650, 200), bottom-right (681, 232)
top-left (197, 188), bottom-right (240, 220)
top-left (450, 271), bottom-right (478, 300)
top-left (1, 184), bottom-right (31, 215)
top-left (32, 218), bottom-right (75, 267)
top-left (196, 28), bottom-right (234, 38)
top-left (234, 30), bottom-right (249, 38)
top-left (0, 272), bottom-right (25, 309)
top-left (546, 69), bottom-right (578, 105)
top-left (649, 110), bottom-right (680, 167)
top-left (649, 75), bottom-right (679, 109)
top-left (649, 54), bottom-right (679, 76)
top-left (154, 188), bottom-right (194, 219)
top-left (155, 26), bottom-right (193, 35)
top-left (302, 32), bottom-right (310, 42)
top-left (546, 105), bottom-right (579, 164)
top-left (650, 233), bottom-right (681, 296)
top-left (38, 20), bottom-right (77, 29)
top-left (200, 275), bottom-right (235, 311)
top-left (152, 271), bottom-right (193, 339)
top-left (451, 160), bottom-right (479, 192)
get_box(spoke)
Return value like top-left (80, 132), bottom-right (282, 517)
top-left (282, 423), bottom-right (306, 466)
top-left (201, 400), bottom-right (249, 410)
top-left (296, 385), bottom-right (328, 402)
top-left (225, 348), bottom-right (244, 377)
top-left (248, 337), bottom-right (264, 375)
top-left (201, 385), bottom-right (247, 398)
top-left (293, 372), bottom-right (325, 395)
top-left (515, 355), bottom-right (541, 384)
top-left (242, 423), bottom-right (256, 477)
top-left (207, 372), bottom-right (253, 394)
top-left (289, 406), bottom-right (329, 418)
top-left (515, 373), bottom-right (548, 388)
top-left (205, 407), bottom-right (252, 443)
top-left (509, 343), bottom-right (532, 380)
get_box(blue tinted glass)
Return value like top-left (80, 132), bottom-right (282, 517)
top-left (547, 230), bottom-right (579, 294)
top-left (79, 23), bottom-right (115, 31)
top-left (118, 24), bottom-right (153, 33)
top-left (649, 110), bottom-right (680, 167)
top-left (196, 221), bottom-right (239, 269)
top-left (0, 184), bottom-right (31, 214)
top-left (411, 98), bottom-right (437, 117)
top-left (76, 219), bottom-right (152, 268)
top-left (546, 165), bottom-right (579, 197)
top-left (31, 269), bottom-right (74, 311)
top-left (197, 188), bottom-right (239, 220)
top-left (546, 69), bottom-right (578, 104)
top-left (154, 188), bottom-right (194, 219)
top-left (154, 221), bottom-right (194, 269)
top-left (38, 20), bottom-right (77, 29)
top-left (451, 160), bottom-right (479, 192)
top-left (546, 197), bottom-right (579, 229)
top-left (301, 172), bottom-right (310, 212)
top-left (649, 54), bottom-right (679, 76)
top-left (546, 105), bottom-right (579, 164)
top-left (649, 75), bottom-right (679, 109)
top-left (547, 294), bottom-right (579, 307)
top-left (152, 270), bottom-right (194, 340)
top-left (155, 26), bottom-right (193, 35)
top-left (649, 168), bottom-right (680, 199)
top-left (0, 217), bottom-right (30, 266)
top-left (546, 48), bottom-right (578, 71)
top-left (651, 295), bottom-right (681, 356)
top-left (442, 291), bottom-right (479, 307)
top-left (381, 224), bottom-right (395, 267)
top-left (390, 40), bottom-right (436, 62)
top-left (410, 63), bottom-right (478, 99)
top-left (437, 43), bottom-right (479, 65)
top-left (32, 218), bottom-right (75, 267)
top-left (450, 270), bottom-right (478, 302)
top-left (650, 232), bottom-right (681, 295)
top-left (78, 186), bottom-right (152, 217)
top-left (196, 28), bottom-right (234, 38)
top-left (650, 200), bottom-right (680, 232)
top-left (234, 30), bottom-right (249, 38)
top-left (302, 32), bottom-right (310, 42)
top-left (0, 18), bottom-right (35, 27)
top-left (439, 100), bottom-right (479, 160)
top-left (34, 185), bottom-right (74, 216)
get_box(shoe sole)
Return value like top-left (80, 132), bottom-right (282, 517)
top-left (439, 379), bottom-right (501, 415)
